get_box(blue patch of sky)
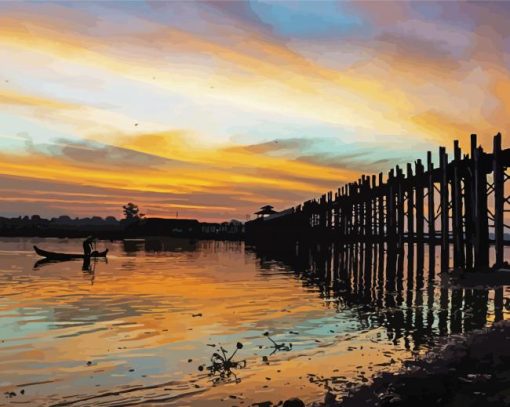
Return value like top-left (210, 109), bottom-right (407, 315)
top-left (248, 0), bottom-right (366, 39)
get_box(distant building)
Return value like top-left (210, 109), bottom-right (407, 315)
top-left (201, 219), bottom-right (244, 236)
top-left (130, 218), bottom-right (201, 236)
top-left (255, 205), bottom-right (277, 219)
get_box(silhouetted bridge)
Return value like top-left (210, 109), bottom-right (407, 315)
top-left (246, 133), bottom-right (510, 271)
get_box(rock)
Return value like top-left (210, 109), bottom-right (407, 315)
top-left (283, 398), bottom-right (305, 407)
top-left (324, 391), bottom-right (336, 406)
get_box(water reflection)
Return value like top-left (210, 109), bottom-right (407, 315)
top-left (33, 256), bottom-right (107, 273)
top-left (250, 241), bottom-right (506, 352)
top-left (0, 238), bottom-right (508, 406)
top-left (123, 237), bottom-right (198, 253)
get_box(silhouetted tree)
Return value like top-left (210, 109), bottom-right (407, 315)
top-left (123, 203), bottom-right (144, 220)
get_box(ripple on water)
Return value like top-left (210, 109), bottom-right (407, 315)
top-left (0, 239), bottom-right (508, 406)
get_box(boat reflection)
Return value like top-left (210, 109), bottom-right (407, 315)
top-left (33, 256), bottom-right (107, 271)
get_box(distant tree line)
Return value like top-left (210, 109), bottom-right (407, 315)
top-left (0, 204), bottom-right (244, 240)
top-left (0, 214), bottom-right (124, 237)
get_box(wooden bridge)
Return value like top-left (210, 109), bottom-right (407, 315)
top-left (246, 133), bottom-right (510, 271)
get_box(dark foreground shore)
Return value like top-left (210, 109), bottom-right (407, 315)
top-left (321, 320), bottom-right (510, 407)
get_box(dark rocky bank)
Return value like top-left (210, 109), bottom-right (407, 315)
top-left (324, 320), bottom-right (510, 407)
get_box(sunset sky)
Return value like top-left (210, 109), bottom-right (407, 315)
top-left (1, 1), bottom-right (509, 222)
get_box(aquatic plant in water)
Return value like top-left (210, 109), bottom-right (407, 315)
top-left (264, 331), bottom-right (292, 355)
top-left (199, 342), bottom-right (246, 384)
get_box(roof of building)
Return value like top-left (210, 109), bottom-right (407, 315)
top-left (255, 207), bottom-right (277, 215)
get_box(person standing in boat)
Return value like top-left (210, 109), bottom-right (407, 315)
top-left (83, 236), bottom-right (96, 257)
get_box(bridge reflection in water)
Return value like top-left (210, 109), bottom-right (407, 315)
top-left (250, 241), bottom-right (508, 351)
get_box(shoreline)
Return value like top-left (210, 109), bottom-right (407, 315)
top-left (321, 320), bottom-right (510, 407)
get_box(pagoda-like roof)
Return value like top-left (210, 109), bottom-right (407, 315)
top-left (255, 205), bottom-right (277, 215)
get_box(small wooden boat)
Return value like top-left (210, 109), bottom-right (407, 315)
top-left (33, 245), bottom-right (108, 260)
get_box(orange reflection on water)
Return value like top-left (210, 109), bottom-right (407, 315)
top-left (0, 238), bottom-right (508, 406)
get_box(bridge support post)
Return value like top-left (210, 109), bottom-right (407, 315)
top-left (439, 146), bottom-right (449, 272)
top-left (378, 172), bottom-right (384, 240)
top-left (474, 145), bottom-right (489, 269)
top-left (464, 134), bottom-right (477, 270)
top-left (427, 151), bottom-right (435, 244)
top-left (415, 159), bottom-right (425, 265)
top-left (452, 140), bottom-right (465, 269)
top-left (407, 163), bottom-right (415, 263)
top-left (387, 170), bottom-right (396, 249)
top-left (397, 166), bottom-right (405, 249)
top-left (493, 133), bottom-right (504, 268)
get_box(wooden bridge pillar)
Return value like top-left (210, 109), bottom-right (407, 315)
top-left (335, 189), bottom-right (340, 234)
top-left (474, 145), bottom-right (489, 269)
top-left (427, 151), bottom-right (435, 244)
top-left (358, 175), bottom-right (368, 240)
top-left (387, 170), bottom-right (396, 247)
top-left (493, 133), bottom-right (504, 268)
top-left (347, 184), bottom-right (353, 239)
top-left (415, 159), bottom-right (425, 266)
top-left (407, 163), bottom-right (415, 243)
top-left (452, 140), bottom-right (465, 269)
top-left (415, 159), bottom-right (425, 243)
top-left (360, 179), bottom-right (365, 239)
top-left (355, 180), bottom-right (362, 240)
top-left (341, 186), bottom-right (347, 237)
top-left (351, 183), bottom-right (356, 239)
top-left (396, 166), bottom-right (405, 249)
top-left (464, 134), bottom-right (477, 270)
top-left (327, 191), bottom-right (333, 232)
top-left (319, 195), bottom-right (326, 233)
top-left (378, 172), bottom-right (384, 239)
top-left (371, 174), bottom-right (377, 238)
top-left (439, 146), bottom-right (450, 272)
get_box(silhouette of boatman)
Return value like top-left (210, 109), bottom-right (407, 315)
top-left (83, 236), bottom-right (96, 257)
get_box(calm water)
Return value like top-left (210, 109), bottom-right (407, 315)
top-left (0, 238), bottom-right (508, 406)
